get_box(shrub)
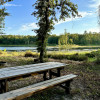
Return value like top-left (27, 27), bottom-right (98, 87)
top-left (24, 51), bottom-right (38, 57)
top-left (68, 53), bottom-right (88, 61)
top-left (95, 55), bottom-right (100, 64)
top-left (0, 50), bottom-right (3, 54)
top-left (85, 53), bottom-right (95, 58)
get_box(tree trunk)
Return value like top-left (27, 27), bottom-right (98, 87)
top-left (39, 0), bottom-right (49, 63)
top-left (39, 36), bottom-right (45, 63)
top-left (40, 48), bottom-right (44, 63)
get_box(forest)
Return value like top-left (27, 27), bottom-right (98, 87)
top-left (0, 31), bottom-right (100, 46)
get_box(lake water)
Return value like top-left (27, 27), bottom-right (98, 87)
top-left (0, 46), bottom-right (99, 52)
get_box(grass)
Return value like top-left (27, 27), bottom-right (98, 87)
top-left (88, 57), bottom-right (97, 62)
top-left (23, 60), bottom-right (100, 100)
top-left (0, 49), bottom-right (97, 62)
top-left (25, 88), bottom-right (65, 100)
top-left (0, 49), bottom-right (100, 100)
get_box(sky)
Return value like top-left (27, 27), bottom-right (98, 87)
top-left (0, 0), bottom-right (100, 35)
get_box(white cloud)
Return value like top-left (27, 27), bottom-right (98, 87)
top-left (55, 11), bottom-right (94, 25)
top-left (20, 11), bottom-right (94, 31)
top-left (21, 22), bottom-right (38, 31)
top-left (89, 0), bottom-right (100, 8)
top-left (3, 3), bottom-right (21, 7)
top-left (87, 27), bottom-right (99, 33)
top-left (79, 11), bottom-right (93, 17)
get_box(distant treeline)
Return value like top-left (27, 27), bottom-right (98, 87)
top-left (0, 31), bottom-right (100, 45)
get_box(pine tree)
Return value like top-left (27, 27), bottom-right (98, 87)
top-left (0, 0), bottom-right (13, 5)
top-left (0, 0), bottom-right (12, 34)
top-left (32, 0), bottom-right (79, 62)
top-left (0, 8), bottom-right (9, 34)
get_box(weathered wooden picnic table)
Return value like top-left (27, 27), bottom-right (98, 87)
top-left (0, 62), bottom-right (67, 94)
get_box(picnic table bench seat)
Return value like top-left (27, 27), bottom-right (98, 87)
top-left (0, 74), bottom-right (77, 100)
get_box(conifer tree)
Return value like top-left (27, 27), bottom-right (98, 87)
top-left (32, 0), bottom-right (79, 62)
top-left (0, 0), bottom-right (13, 5)
top-left (0, 0), bottom-right (12, 34)
top-left (0, 8), bottom-right (9, 34)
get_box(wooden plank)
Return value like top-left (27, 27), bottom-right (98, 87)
top-left (0, 62), bottom-right (66, 73)
top-left (0, 62), bottom-right (64, 72)
top-left (0, 62), bottom-right (67, 80)
top-left (0, 74), bottom-right (77, 100)
top-left (0, 63), bottom-right (64, 76)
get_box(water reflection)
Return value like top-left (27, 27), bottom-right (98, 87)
top-left (0, 46), bottom-right (100, 52)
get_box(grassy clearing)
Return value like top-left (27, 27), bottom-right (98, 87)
top-left (0, 49), bottom-right (100, 62)
top-left (0, 50), bottom-right (100, 100)
top-left (0, 49), bottom-right (99, 62)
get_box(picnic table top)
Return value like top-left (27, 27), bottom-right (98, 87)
top-left (0, 62), bottom-right (67, 80)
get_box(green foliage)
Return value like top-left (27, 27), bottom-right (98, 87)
top-left (86, 50), bottom-right (100, 58)
top-left (0, 0), bottom-right (13, 34)
top-left (85, 52), bottom-right (96, 58)
top-left (0, 8), bottom-right (9, 34)
top-left (4, 49), bottom-right (6, 52)
top-left (0, 50), bottom-right (3, 54)
top-left (1, 32), bottom-right (100, 46)
top-left (32, 0), bottom-right (78, 62)
top-left (48, 34), bottom-right (59, 45)
top-left (95, 55), bottom-right (100, 64)
top-left (69, 53), bottom-right (88, 61)
top-left (59, 34), bottom-right (68, 45)
top-left (47, 52), bottom-right (88, 61)
top-left (24, 50), bottom-right (38, 57)
top-left (0, 0), bottom-right (13, 5)
top-left (0, 35), bottom-right (36, 45)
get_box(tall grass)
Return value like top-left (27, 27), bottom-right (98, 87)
top-left (0, 49), bottom-right (100, 62)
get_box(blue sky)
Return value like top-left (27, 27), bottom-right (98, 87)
top-left (0, 0), bottom-right (100, 35)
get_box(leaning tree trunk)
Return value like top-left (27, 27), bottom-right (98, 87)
top-left (39, 0), bottom-right (49, 63)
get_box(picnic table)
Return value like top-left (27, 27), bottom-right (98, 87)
top-left (0, 62), bottom-right (67, 93)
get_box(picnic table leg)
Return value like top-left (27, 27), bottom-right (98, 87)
top-left (49, 68), bottom-right (64, 79)
top-left (57, 68), bottom-right (61, 77)
top-left (43, 71), bottom-right (48, 81)
top-left (65, 80), bottom-right (72, 94)
top-left (0, 79), bottom-right (8, 94)
top-left (60, 80), bottom-right (72, 94)
top-left (49, 70), bottom-right (52, 79)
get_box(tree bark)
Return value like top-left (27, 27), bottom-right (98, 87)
top-left (39, 0), bottom-right (49, 63)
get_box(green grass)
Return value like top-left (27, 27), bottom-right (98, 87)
top-left (0, 49), bottom-right (100, 63)
top-left (26, 88), bottom-right (65, 100)
top-left (88, 57), bottom-right (97, 62)
top-left (0, 49), bottom-right (100, 100)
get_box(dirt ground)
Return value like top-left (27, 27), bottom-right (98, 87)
top-left (1, 58), bottom-right (100, 100)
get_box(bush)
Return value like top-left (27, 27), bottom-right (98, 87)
top-left (85, 53), bottom-right (95, 58)
top-left (0, 50), bottom-right (3, 54)
top-left (68, 53), bottom-right (88, 61)
top-left (95, 55), bottom-right (100, 64)
top-left (85, 50), bottom-right (100, 58)
top-left (47, 54), bottom-right (68, 60)
top-left (47, 53), bottom-right (87, 61)
top-left (24, 51), bottom-right (38, 57)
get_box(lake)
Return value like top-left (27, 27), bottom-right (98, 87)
top-left (0, 46), bottom-right (100, 52)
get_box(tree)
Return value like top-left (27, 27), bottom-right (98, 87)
top-left (0, 0), bottom-right (13, 5)
top-left (0, 8), bottom-right (9, 34)
top-left (32, 0), bottom-right (78, 62)
top-left (0, 0), bottom-right (12, 34)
